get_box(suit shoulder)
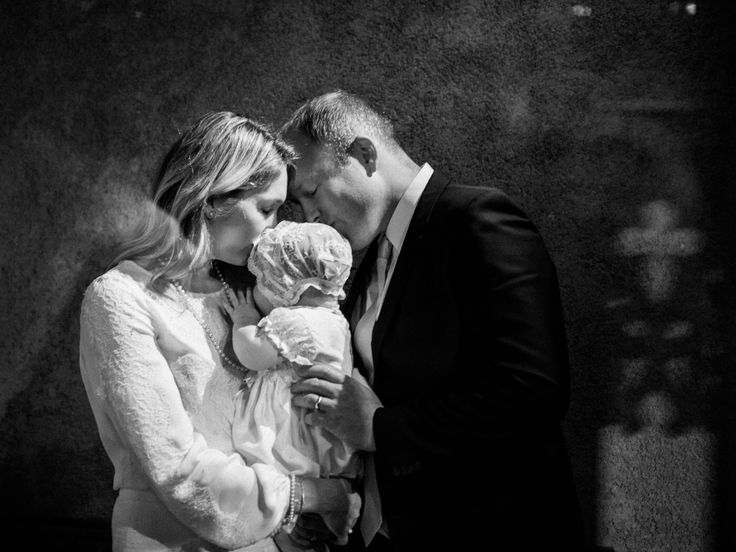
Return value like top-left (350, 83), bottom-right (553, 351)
top-left (437, 183), bottom-right (526, 220)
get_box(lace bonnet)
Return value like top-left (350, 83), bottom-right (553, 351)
top-left (247, 220), bottom-right (352, 307)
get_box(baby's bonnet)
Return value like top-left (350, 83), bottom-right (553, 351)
top-left (248, 220), bottom-right (352, 308)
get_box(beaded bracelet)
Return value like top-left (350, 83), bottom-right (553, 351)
top-left (283, 474), bottom-right (304, 529)
top-left (296, 476), bottom-right (304, 515)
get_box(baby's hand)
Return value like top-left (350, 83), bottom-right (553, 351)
top-left (221, 288), bottom-right (262, 329)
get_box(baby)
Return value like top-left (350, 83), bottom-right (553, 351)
top-left (223, 220), bottom-right (359, 549)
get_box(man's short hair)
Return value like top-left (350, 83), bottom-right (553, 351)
top-left (280, 90), bottom-right (396, 164)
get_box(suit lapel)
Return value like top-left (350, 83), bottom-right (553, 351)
top-left (371, 171), bottom-right (451, 369)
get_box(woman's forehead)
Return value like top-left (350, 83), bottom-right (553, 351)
top-left (255, 167), bottom-right (288, 201)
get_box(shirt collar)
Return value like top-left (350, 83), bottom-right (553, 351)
top-left (384, 163), bottom-right (434, 254)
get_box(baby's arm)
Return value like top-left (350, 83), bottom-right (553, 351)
top-left (222, 289), bottom-right (279, 371)
top-left (232, 326), bottom-right (280, 372)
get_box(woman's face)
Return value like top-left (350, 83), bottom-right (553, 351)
top-left (209, 166), bottom-right (288, 266)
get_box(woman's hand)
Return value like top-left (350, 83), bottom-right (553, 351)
top-left (300, 477), bottom-right (361, 545)
top-left (221, 288), bottom-right (261, 329)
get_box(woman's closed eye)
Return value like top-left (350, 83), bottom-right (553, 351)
top-left (260, 202), bottom-right (282, 215)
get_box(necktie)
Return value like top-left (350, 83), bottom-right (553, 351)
top-left (374, 234), bottom-right (393, 310)
top-left (353, 235), bottom-right (393, 384)
top-left (354, 234), bottom-right (393, 546)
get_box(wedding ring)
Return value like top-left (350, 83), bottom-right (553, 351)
top-left (314, 396), bottom-right (323, 412)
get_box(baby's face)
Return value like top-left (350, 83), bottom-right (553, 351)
top-left (296, 286), bottom-right (338, 309)
top-left (253, 285), bottom-right (274, 315)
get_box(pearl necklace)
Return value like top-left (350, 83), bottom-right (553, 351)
top-left (212, 260), bottom-right (236, 308)
top-left (171, 263), bottom-right (252, 384)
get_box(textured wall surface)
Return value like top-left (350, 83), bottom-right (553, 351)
top-left (1, 1), bottom-right (734, 550)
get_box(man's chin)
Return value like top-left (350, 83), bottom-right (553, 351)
top-left (349, 237), bottom-right (374, 252)
top-left (330, 225), bottom-right (355, 247)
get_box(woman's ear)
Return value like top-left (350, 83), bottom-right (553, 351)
top-left (204, 199), bottom-right (216, 219)
top-left (347, 137), bottom-right (377, 177)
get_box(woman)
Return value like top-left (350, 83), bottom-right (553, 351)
top-left (79, 111), bottom-right (359, 551)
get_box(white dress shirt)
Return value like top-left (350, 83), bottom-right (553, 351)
top-left (352, 163), bottom-right (433, 544)
top-left (352, 162), bottom-right (434, 373)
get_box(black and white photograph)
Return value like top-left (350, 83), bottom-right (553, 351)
top-left (1, 1), bottom-right (734, 551)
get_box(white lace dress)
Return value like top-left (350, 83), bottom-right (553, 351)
top-left (79, 261), bottom-right (287, 552)
top-left (232, 306), bottom-right (360, 479)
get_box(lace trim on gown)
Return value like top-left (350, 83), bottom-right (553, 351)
top-left (256, 307), bottom-right (318, 367)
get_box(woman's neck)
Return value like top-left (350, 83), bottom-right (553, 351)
top-left (185, 262), bottom-right (222, 293)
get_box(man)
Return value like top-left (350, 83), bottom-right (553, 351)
top-left (283, 90), bottom-right (586, 551)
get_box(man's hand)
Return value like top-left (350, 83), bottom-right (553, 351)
top-left (289, 513), bottom-right (333, 548)
top-left (321, 479), bottom-right (362, 545)
top-left (295, 478), bottom-right (361, 547)
top-left (291, 365), bottom-right (382, 451)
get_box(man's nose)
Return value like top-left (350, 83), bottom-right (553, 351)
top-left (302, 202), bottom-right (321, 223)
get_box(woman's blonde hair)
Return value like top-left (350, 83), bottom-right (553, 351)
top-left (112, 111), bottom-right (294, 284)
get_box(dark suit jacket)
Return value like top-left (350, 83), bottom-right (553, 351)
top-left (342, 172), bottom-right (586, 551)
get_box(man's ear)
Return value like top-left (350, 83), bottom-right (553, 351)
top-left (347, 137), bottom-right (377, 177)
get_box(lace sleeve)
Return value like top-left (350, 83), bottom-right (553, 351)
top-left (79, 269), bottom-right (289, 548)
top-left (256, 307), bottom-right (318, 366)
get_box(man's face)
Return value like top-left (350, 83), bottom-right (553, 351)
top-left (287, 133), bottom-right (385, 251)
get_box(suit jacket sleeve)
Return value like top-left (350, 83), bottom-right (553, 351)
top-left (373, 187), bottom-right (570, 466)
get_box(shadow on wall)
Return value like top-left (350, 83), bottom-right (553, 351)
top-left (505, 79), bottom-right (733, 548)
top-left (566, 114), bottom-right (729, 551)
top-left (0, 141), bottom-right (147, 531)
top-left (0, 242), bottom-right (115, 547)
top-left (2, 117), bottom-right (226, 538)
